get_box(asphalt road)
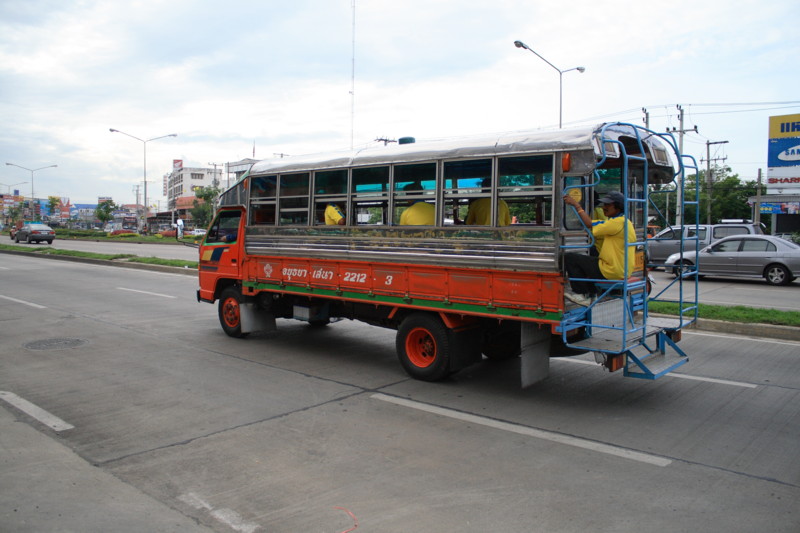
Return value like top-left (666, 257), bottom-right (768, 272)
top-left (1, 254), bottom-right (799, 532)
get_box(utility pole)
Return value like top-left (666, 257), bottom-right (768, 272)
top-left (703, 140), bottom-right (729, 225)
top-left (667, 105), bottom-right (698, 227)
top-left (208, 162), bottom-right (222, 188)
top-left (133, 185), bottom-right (140, 212)
top-left (755, 168), bottom-right (762, 227)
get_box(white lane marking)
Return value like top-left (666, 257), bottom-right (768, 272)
top-left (668, 373), bottom-right (759, 388)
top-left (687, 330), bottom-right (800, 346)
top-left (372, 393), bottom-right (671, 467)
top-left (116, 287), bottom-right (176, 299)
top-left (179, 492), bottom-right (259, 533)
top-left (0, 294), bottom-right (47, 309)
top-left (0, 266), bottom-right (10, 270)
top-left (556, 358), bottom-right (758, 389)
top-left (0, 391), bottom-right (74, 432)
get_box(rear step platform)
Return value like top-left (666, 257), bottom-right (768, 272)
top-left (562, 298), bottom-right (690, 379)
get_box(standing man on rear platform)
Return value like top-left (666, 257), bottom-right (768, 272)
top-left (562, 191), bottom-right (636, 306)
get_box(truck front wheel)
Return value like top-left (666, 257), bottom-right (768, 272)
top-left (396, 313), bottom-right (451, 381)
top-left (218, 287), bottom-right (249, 338)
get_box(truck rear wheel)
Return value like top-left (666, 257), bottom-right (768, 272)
top-left (396, 313), bottom-right (451, 381)
top-left (218, 287), bottom-right (249, 338)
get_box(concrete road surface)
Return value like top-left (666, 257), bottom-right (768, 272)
top-left (1, 254), bottom-right (798, 532)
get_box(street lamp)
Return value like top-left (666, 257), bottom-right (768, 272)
top-left (5, 163), bottom-right (57, 220)
top-left (0, 181), bottom-right (28, 194)
top-left (109, 129), bottom-right (177, 232)
top-left (513, 40), bottom-right (585, 128)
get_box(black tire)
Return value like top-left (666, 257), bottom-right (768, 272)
top-left (481, 321), bottom-right (521, 360)
top-left (218, 286), bottom-right (249, 338)
top-left (46, 240), bottom-right (53, 244)
top-left (396, 313), bottom-right (451, 381)
top-left (764, 264), bottom-right (791, 286)
top-left (672, 259), bottom-right (694, 277)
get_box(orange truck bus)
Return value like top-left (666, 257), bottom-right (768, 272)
top-left (196, 123), bottom-right (699, 386)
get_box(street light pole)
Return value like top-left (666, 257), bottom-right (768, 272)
top-left (513, 40), bottom-right (585, 128)
top-left (109, 129), bottom-right (177, 232)
top-left (0, 181), bottom-right (28, 194)
top-left (5, 163), bottom-right (57, 220)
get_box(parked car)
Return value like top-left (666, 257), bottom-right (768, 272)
top-left (190, 228), bottom-right (207, 236)
top-left (14, 223), bottom-right (56, 244)
top-left (665, 235), bottom-right (800, 286)
top-left (648, 221), bottom-right (764, 265)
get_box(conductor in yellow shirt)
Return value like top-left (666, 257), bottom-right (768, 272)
top-left (562, 191), bottom-right (635, 306)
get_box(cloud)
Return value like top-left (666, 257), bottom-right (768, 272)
top-left (0, 0), bottom-right (798, 203)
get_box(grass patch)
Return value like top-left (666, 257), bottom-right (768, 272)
top-left (0, 243), bottom-right (197, 268)
top-left (649, 300), bottom-right (800, 327)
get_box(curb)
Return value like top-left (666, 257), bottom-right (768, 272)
top-left (688, 317), bottom-right (799, 342)
top-left (0, 249), bottom-right (196, 276)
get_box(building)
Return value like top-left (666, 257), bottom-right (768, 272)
top-left (749, 113), bottom-right (800, 235)
top-left (165, 160), bottom-right (223, 211)
top-left (156, 158), bottom-right (256, 230)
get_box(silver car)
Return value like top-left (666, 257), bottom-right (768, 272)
top-left (665, 235), bottom-right (800, 286)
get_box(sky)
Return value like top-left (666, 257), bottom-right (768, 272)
top-left (1, 0), bottom-right (799, 207)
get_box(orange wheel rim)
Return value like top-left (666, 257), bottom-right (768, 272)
top-left (222, 297), bottom-right (240, 328)
top-left (405, 327), bottom-right (436, 368)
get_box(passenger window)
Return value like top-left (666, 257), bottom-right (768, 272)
top-left (249, 175), bottom-right (277, 226)
top-left (500, 155), bottom-right (553, 225)
top-left (278, 173), bottom-right (309, 225)
top-left (352, 166), bottom-right (390, 225)
top-left (314, 169), bottom-right (348, 225)
top-left (251, 175), bottom-right (276, 198)
top-left (443, 159), bottom-right (491, 225)
top-left (393, 163), bottom-right (436, 225)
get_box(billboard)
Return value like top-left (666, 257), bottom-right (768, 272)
top-left (767, 114), bottom-right (800, 193)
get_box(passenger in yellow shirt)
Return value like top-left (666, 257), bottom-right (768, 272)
top-left (400, 200), bottom-right (435, 225)
top-left (562, 191), bottom-right (636, 306)
top-left (324, 203), bottom-right (345, 225)
top-left (465, 197), bottom-right (512, 226)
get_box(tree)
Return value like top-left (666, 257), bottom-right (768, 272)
top-left (190, 185), bottom-right (221, 229)
top-left (47, 196), bottom-right (61, 223)
top-left (7, 206), bottom-right (21, 226)
top-left (648, 166), bottom-right (764, 226)
top-left (94, 200), bottom-right (117, 227)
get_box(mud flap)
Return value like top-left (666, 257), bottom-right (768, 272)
top-left (239, 302), bottom-right (277, 334)
top-left (520, 324), bottom-right (551, 388)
